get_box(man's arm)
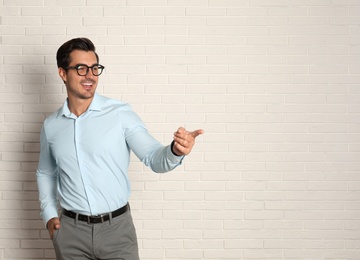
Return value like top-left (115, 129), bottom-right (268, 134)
top-left (36, 126), bottom-right (60, 229)
top-left (127, 124), bottom-right (203, 173)
top-left (122, 108), bottom-right (203, 172)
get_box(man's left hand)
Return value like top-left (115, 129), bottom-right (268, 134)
top-left (172, 127), bottom-right (204, 156)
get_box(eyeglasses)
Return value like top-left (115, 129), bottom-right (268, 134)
top-left (66, 64), bottom-right (105, 76)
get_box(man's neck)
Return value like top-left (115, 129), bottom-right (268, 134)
top-left (67, 97), bottom-right (93, 117)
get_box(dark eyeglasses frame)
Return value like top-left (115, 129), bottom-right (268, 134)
top-left (66, 64), bottom-right (105, 76)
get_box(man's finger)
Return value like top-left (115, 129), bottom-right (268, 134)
top-left (190, 129), bottom-right (204, 138)
top-left (176, 127), bottom-right (185, 134)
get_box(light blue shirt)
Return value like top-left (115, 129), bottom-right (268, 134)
top-left (36, 93), bottom-right (183, 225)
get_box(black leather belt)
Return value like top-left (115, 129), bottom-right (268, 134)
top-left (62, 203), bottom-right (129, 224)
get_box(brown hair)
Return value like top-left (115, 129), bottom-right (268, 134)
top-left (56, 38), bottom-right (99, 69)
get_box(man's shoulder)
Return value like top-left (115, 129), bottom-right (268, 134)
top-left (42, 107), bottom-right (63, 126)
top-left (97, 94), bottom-right (132, 111)
top-left (97, 94), bottom-right (143, 125)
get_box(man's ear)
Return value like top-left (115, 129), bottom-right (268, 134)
top-left (58, 67), bottom-right (67, 83)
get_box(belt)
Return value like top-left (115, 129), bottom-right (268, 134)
top-left (62, 203), bottom-right (129, 224)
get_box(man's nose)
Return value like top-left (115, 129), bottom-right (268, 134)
top-left (84, 68), bottom-right (94, 78)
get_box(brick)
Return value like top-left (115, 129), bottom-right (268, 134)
top-left (0, 239), bottom-right (20, 249)
top-left (165, 249), bottom-right (203, 259)
top-left (168, 0), bottom-right (208, 6)
top-left (21, 7), bottom-right (61, 16)
top-left (42, 16), bottom-right (82, 26)
top-left (204, 249), bottom-right (244, 259)
top-left (165, 17), bottom-right (205, 26)
top-left (145, 7), bottom-right (185, 16)
top-left (4, 249), bottom-right (44, 258)
top-left (86, 0), bottom-right (126, 5)
top-left (1, 17), bottom-right (41, 26)
top-left (184, 220), bottom-right (223, 230)
top-left (163, 229), bottom-right (202, 239)
top-left (62, 7), bottom-right (103, 16)
top-left (186, 7), bottom-right (226, 16)
top-left (147, 27), bottom-right (188, 36)
top-left (20, 239), bottom-right (53, 249)
top-left (184, 239), bottom-right (223, 249)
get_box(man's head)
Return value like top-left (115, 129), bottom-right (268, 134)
top-left (57, 38), bottom-right (103, 105)
top-left (56, 37), bottom-right (99, 69)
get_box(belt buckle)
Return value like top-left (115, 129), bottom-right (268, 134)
top-left (88, 214), bottom-right (105, 224)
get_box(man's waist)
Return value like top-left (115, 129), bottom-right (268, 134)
top-left (62, 203), bottom-right (129, 224)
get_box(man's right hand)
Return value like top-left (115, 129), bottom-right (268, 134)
top-left (47, 217), bottom-right (61, 240)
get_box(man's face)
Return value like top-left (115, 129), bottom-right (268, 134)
top-left (59, 50), bottom-right (99, 101)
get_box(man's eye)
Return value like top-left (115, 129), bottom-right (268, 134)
top-left (77, 66), bottom-right (87, 71)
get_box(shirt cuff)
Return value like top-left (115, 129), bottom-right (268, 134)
top-left (41, 208), bottom-right (59, 228)
top-left (168, 141), bottom-right (185, 164)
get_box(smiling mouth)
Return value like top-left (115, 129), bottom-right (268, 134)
top-left (81, 81), bottom-right (95, 89)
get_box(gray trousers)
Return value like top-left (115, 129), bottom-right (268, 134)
top-left (52, 210), bottom-right (140, 260)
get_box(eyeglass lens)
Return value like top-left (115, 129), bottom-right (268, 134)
top-left (77, 65), bottom-right (104, 76)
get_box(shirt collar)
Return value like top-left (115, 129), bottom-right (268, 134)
top-left (59, 93), bottom-right (102, 118)
top-left (88, 93), bottom-right (102, 112)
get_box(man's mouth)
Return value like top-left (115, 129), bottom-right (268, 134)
top-left (81, 81), bottom-right (95, 89)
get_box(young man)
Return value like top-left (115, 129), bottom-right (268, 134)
top-left (36, 38), bottom-right (203, 260)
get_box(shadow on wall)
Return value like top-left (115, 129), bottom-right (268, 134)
top-left (2, 54), bottom-right (65, 258)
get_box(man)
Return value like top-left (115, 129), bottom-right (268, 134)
top-left (36, 37), bottom-right (203, 260)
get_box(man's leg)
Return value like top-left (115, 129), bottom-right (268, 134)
top-left (52, 215), bottom-right (95, 260)
top-left (95, 210), bottom-right (140, 260)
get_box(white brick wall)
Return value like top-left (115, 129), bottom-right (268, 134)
top-left (0, 1), bottom-right (359, 259)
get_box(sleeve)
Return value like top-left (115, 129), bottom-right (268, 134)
top-left (123, 110), bottom-right (184, 173)
top-left (36, 125), bottom-right (60, 226)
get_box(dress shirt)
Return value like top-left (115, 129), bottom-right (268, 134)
top-left (37, 93), bottom-right (184, 225)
